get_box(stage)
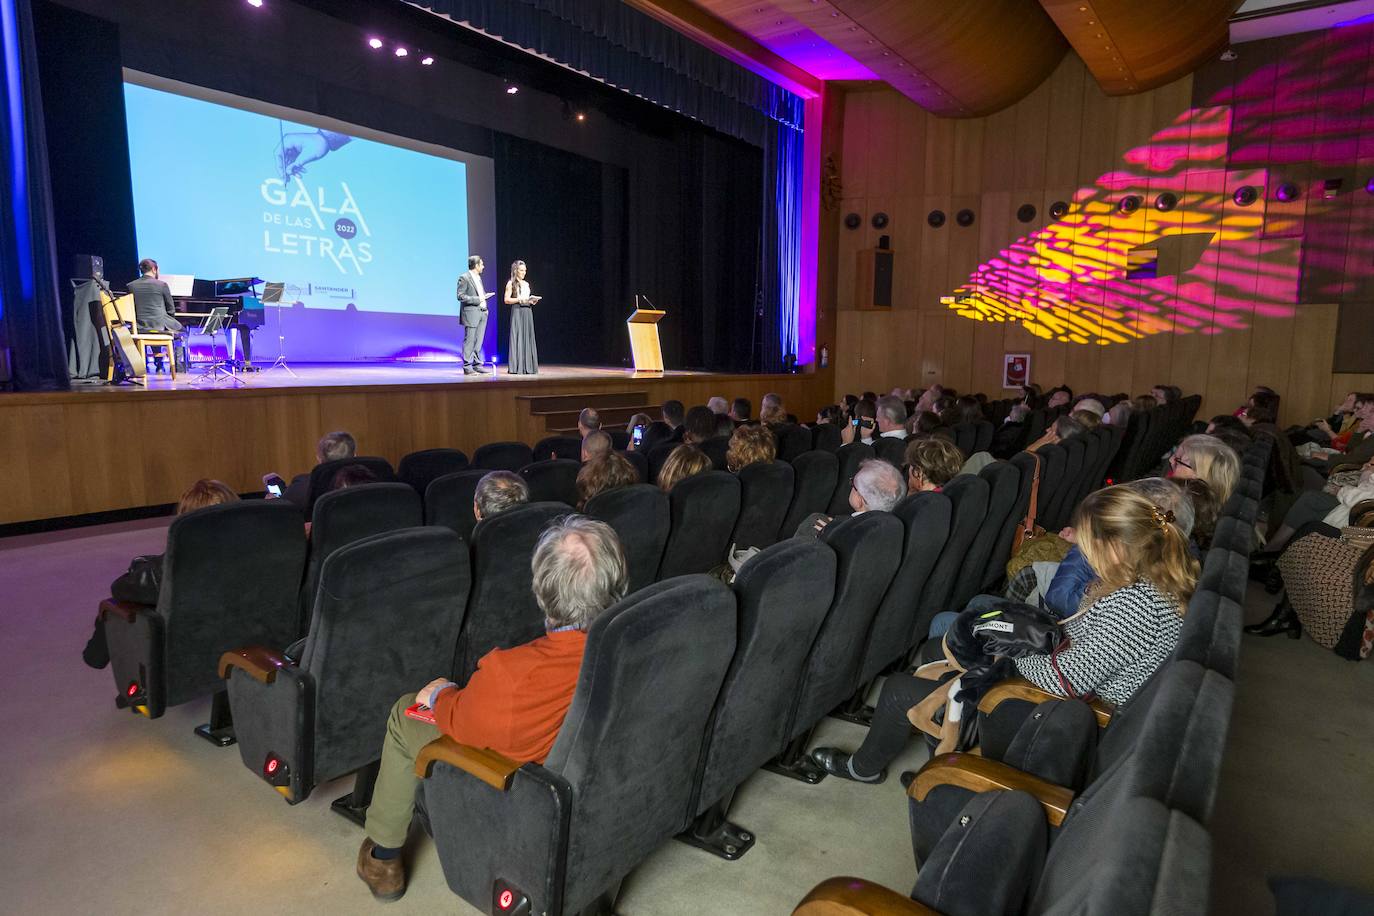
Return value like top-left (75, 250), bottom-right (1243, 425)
top-left (1, 361), bottom-right (831, 527)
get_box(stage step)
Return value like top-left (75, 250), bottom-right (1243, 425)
top-left (516, 391), bottom-right (649, 413)
top-left (534, 404), bottom-right (656, 432)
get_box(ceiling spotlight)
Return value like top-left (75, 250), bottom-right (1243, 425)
top-left (246, 0), bottom-right (264, 7)
top-left (394, 47), bottom-right (408, 57)
top-left (421, 56), bottom-right (434, 66)
top-left (505, 84), bottom-right (519, 95)
top-left (367, 37), bottom-right (383, 49)
top-left (575, 112), bottom-right (587, 122)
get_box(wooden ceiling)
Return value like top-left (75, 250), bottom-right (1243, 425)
top-left (637, 0), bottom-right (1245, 115)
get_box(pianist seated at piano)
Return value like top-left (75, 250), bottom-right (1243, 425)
top-left (128, 258), bottom-right (188, 369)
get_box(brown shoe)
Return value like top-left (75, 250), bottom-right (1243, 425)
top-left (356, 838), bottom-right (406, 901)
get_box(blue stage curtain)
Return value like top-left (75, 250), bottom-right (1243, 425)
top-left (0, 0), bottom-right (66, 390)
top-left (771, 118), bottom-right (803, 367)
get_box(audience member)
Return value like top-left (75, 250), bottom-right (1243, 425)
top-left (1151, 384), bottom-right (1180, 404)
top-left (707, 396), bottom-right (729, 415)
top-left (330, 464), bottom-right (378, 490)
top-left (267, 430), bottom-right (356, 506)
top-left (795, 459), bottom-right (906, 539)
top-left (1026, 414), bottom-right (1086, 453)
top-left (843, 399), bottom-right (878, 446)
top-left (907, 410), bottom-right (942, 437)
top-left (725, 424), bottom-right (776, 472)
top-left (1168, 434), bottom-right (1240, 505)
top-left (624, 412), bottom-right (654, 451)
top-left (576, 408), bottom-right (601, 438)
top-left (575, 452), bottom-right (638, 509)
top-left (1174, 477), bottom-right (1220, 552)
top-left (1257, 455), bottom-right (1374, 556)
top-left (1021, 383), bottom-right (1043, 409)
top-left (355, 515), bottom-right (627, 901)
top-left (1045, 386), bottom-right (1073, 410)
top-left (875, 396), bottom-right (908, 440)
top-left (661, 399), bottom-right (686, 437)
top-left (759, 392), bottom-right (787, 427)
top-left (1132, 394), bottom-right (1158, 413)
top-left (472, 471), bottom-right (529, 523)
top-left (82, 480), bottom-right (241, 669)
top-left (713, 412), bottom-right (736, 439)
top-left (904, 437), bottom-right (963, 493)
top-left (991, 404), bottom-right (1030, 457)
top-left (1074, 397), bottom-right (1106, 418)
top-left (809, 483), bottom-right (1196, 783)
top-left (816, 404), bottom-right (844, 425)
top-left (729, 397), bottom-right (752, 423)
top-left (1301, 391), bottom-right (1362, 447)
top-left (1103, 401), bottom-right (1133, 427)
top-left (581, 429), bottom-right (613, 463)
top-left (1071, 408), bottom-right (1102, 430)
top-left (657, 444), bottom-right (712, 492)
top-left (682, 405), bottom-right (718, 446)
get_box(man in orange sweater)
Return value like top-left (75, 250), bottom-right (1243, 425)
top-left (356, 516), bottom-right (628, 901)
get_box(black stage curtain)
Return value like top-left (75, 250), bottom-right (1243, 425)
top-left (0, 0), bottom-right (67, 390)
top-left (404, 0), bottom-right (803, 147)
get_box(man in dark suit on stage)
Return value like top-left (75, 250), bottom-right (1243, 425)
top-left (128, 258), bottom-right (186, 369)
top-left (456, 255), bottom-right (494, 375)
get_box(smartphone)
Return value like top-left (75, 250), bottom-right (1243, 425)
top-left (632, 425), bottom-right (644, 446)
top-left (267, 483), bottom-right (283, 497)
top-left (851, 417), bottom-right (860, 428)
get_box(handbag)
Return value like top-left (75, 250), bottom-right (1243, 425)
top-left (1011, 454), bottom-right (1046, 556)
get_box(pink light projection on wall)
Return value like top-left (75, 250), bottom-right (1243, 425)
top-left (944, 23), bottom-right (1374, 345)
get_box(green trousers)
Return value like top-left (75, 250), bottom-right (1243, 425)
top-left (364, 692), bottom-right (439, 849)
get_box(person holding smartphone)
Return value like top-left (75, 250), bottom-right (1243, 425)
top-left (504, 260), bottom-right (542, 375)
top-left (841, 399), bottom-right (878, 446)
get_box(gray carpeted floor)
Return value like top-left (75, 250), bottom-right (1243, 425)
top-left (1, 520), bottom-right (1370, 914)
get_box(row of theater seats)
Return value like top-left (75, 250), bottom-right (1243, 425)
top-left (95, 396), bottom-right (1199, 911)
top-left (791, 437), bottom-right (1270, 916)
top-left (99, 400), bottom-right (1163, 739)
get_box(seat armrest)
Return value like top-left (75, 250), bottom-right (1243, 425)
top-left (99, 598), bottom-right (151, 623)
top-left (793, 876), bottom-right (942, 915)
top-left (218, 646), bottom-right (292, 684)
top-left (415, 736), bottom-right (522, 791)
top-left (977, 676), bottom-right (1114, 727)
top-left (908, 753), bottom-right (1074, 827)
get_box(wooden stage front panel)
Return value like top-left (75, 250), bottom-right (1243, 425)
top-left (0, 365), bottom-right (831, 525)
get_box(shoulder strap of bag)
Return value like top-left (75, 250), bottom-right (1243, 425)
top-left (1019, 454), bottom-right (1042, 536)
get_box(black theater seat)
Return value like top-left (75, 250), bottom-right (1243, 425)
top-left (657, 471), bottom-right (741, 579)
top-left (533, 435), bottom-right (581, 462)
top-left (730, 460), bottom-right (795, 551)
top-left (584, 484), bottom-right (670, 594)
top-left (950, 460), bottom-right (1019, 610)
top-left (827, 442), bottom-right (874, 516)
top-left (519, 459), bottom-right (580, 505)
top-left (101, 501), bottom-right (306, 740)
top-left (909, 473), bottom-right (988, 644)
top-left (397, 448), bottom-right (469, 497)
top-left (222, 527), bottom-right (470, 808)
top-left (424, 469), bottom-right (488, 540)
top-left (304, 456), bottom-right (397, 515)
top-left (472, 441), bottom-right (535, 472)
top-left (780, 450), bottom-right (839, 539)
top-left (419, 576), bottom-right (737, 915)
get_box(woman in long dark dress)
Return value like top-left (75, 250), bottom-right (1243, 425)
top-left (504, 260), bottom-right (540, 375)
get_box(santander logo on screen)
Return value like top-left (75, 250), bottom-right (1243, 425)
top-left (259, 177), bottom-right (373, 275)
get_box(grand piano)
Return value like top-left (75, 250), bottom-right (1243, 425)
top-left (174, 277), bottom-right (266, 366)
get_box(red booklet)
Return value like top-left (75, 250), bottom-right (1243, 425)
top-left (404, 702), bottom-right (436, 725)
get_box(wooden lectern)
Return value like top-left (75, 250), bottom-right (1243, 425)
top-left (626, 305), bottom-right (665, 373)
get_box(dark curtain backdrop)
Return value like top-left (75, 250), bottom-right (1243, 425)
top-left (1, 0), bottom-right (67, 390)
top-left (30, 0), bottom-right (774, 372)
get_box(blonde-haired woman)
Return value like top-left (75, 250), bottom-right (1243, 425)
top-left (726, 424), bottom-right (776, 473)
top-left (808, 483), bottom-right (1198, 784)
top-left (657, 444), bottom-right (712, 492)
top-left (504, 260), bottom-right (541, 375)
top-left (1169, 434), bottom-right (1240, 506)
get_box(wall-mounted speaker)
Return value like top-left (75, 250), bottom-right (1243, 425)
top-left (878, 234), bottom-right (891, 249)
top-left (1016, 203), bottom-right (1036, 223)
top-left (856, 244), bottom-right (895, 309)
top-left (1154, 192), bottom-right (1178, 212)
top-left (956, 209), bottom-right (975, 227)
top-left (844, 212), bottom-right (861, 230)
top-left (871, 212), bottom-right (889, 229)
top-left (927, 209), bottom-right (946, 228)
top-left (1232, 185), bottom-right (1258, 206)
top-left (1118, 194), bottom-right (1142, 214)
top-left (1049, 200), bottom-right (1069, 220)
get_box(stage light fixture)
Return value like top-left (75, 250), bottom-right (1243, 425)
top-left (368, 37), bottom-right (384, 49)
top-left (394, 47), bottom-right (409, 57)
top-left (1275, 182), bottom-right (1299, 203)
top-left (1049, 200), bottom-right (1069, 220)
top-left (1118, 194), bottom-right (1141, 213)
top-left (1154, 192), bottom-right (1178, 212)
top-left (927, 209), bottom-right (946, 228)
top-left (421, 56), bottom-right (434, 66)
top-left (1366, 175), bottom-right (1374, 195)
top-left (1232, 185), bottom-right (1258, 206)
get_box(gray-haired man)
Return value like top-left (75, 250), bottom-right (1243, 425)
top-left (356, 515), bottom-right (628, 900)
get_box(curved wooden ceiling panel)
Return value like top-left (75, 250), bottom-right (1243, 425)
top-left (1039, 0), bottom-right (1244, 94)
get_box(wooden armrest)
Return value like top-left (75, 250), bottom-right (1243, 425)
top-left (793, 876), bottom-right (942, 915)
top-left (99, 598), bottom-right (151, 623)
top-left (218, 646), bottom-right (292, 684)
top-left (977, 676), bottom-right (1114, 727)
top-left (908, 753), bottom-right (1073, 827)
top-left (415, 735), bottom-right (522, 791)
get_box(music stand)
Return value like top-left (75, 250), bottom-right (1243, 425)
top-left (193, 307), bottom-right (246, 387)
top-left (259, 281), bottom-right (299, 377)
